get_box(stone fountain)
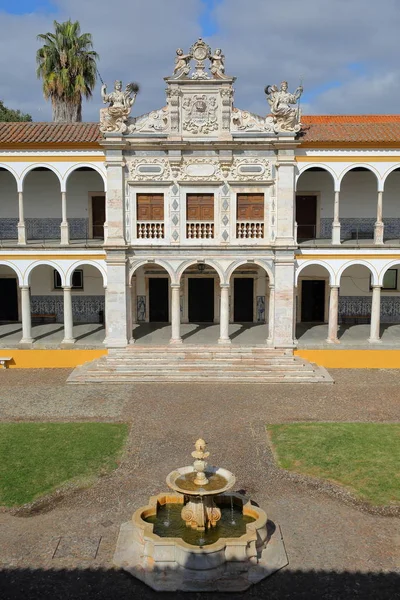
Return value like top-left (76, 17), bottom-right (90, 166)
top-left (114, 439), bottom-right (288, 592)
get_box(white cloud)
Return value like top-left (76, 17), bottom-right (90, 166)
top-left (1, 0), bottom-right (400, 120)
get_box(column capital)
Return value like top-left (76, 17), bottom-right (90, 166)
top-left (329, 284), bottom-right (340, 290)
top-left (170, 283), bottom-right (181, 290)
top-left (19, 285), bottom-right (30, 291)
top-left (63, 286), bottom-right (72, 292)
top-left (220, 283), bottom-right (230, 289)
top-left (371, 284), bottom-right (382, 290)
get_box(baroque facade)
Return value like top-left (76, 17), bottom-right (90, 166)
top-left (1, 40), bottom-right (400, 349)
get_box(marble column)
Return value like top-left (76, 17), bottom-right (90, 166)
top-left (127, 283), bottom-right (134, 344)
top-left (332, 191), bottom-right (341, 244)
top-left (266, 284), bottom-right (275, 346)
top-left (62, 287), bottom-right (75, 344)
top-left (273, 257), bottom-right (296, 348)
top-left (326, 285), bottom-right (340, 344)
top-left (104, 251), bottom-right (128, 347)
top-left (60, 191), bottom-right (69, 245)
top-left (20, 286), bottom-right (33, 345)
top-left (17, 191), bottom-right (26, 245)
top-left (170, 284), bottom-right (182, 344)
top-left (369, 285), bottom-right (382, 343)
top-left (218, 284), bottom-right (231, 344)
top-left (374, 191), bottom-right (384, 245)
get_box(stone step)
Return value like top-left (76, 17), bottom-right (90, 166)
top-left (69, 374), bottom-right (331, 384)
top-left (90, 363), bottom-right (313, 372)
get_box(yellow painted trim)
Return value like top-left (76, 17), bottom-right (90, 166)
top-left (295, 349), bottom-right (400, 368)
top-left (295, 254), bottom-right (400, 260)
top-left (0, 155), bottom-right (104, 162)
top-left (296, 156), bottom-right (400, 162)
top-left (2, 349), bottom-right (107, 369)
top-left (0, 254), bottom-right (105, 260)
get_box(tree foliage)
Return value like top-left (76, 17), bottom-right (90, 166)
top-left (36, 19), bottom-right (99, 122)
top-left (0, 100), bottom-right (32, 122)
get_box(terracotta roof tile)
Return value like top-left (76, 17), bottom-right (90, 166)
top-left (0, 122), bottom-right (101, 145)
top-left (300, 115), bottom-right (400, 145)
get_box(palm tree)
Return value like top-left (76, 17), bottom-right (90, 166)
top-left (36, 20), bottom-right (99, 122)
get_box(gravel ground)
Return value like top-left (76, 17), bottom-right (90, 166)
top-left (0, 368), bottom-right (399, 599)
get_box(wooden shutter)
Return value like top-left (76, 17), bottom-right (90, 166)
top-left (137, 194), bottom-right (164, 220)
top-left (186, 194), bottom-right (214, 220)
top-left (237, 194), bottom-right (264, 220)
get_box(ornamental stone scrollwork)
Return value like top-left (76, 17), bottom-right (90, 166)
top-left (231, 107), bottom-right (274, 133)
top-left (182, 94), bottom-right (219, 134)
top-left (229, 158), bottom-right (272, 182)
top-left (178, 157), bottom-right (223, 182)
top-left (265, 81), bottom-right (303, 133)
top-left (169, 38), bottom-right (233, 81)
top-left (128, 107), bottom-right (170, 134)
top-left (100, 80), bottom-right (139, 134)
top-left (128, 158), bottom-right (172, 182)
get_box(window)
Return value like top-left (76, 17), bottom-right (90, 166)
top-left (236, 194), bottom-right (264, 220)
top-left (54, 270), bottom-right (83, 290)
top-left (136, 194), bottom-right (164, 220)
top-left (186, 194), bottom-right (214, 220)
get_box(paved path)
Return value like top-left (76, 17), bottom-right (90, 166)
top-left (0, 369), bottom-right (399, 599)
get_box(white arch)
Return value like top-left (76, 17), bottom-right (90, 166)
top-left (25, 260), bottom-right (65, 287)
top-left (337, 260), bottom-right (378, 286)
top-left (378, 260), bottom-right (400, 286)
top-left (0, 260), bottom-right (23, 286)
top-left (338, 163), bottom-right (382, 191)
top-left (295, 260), bottom-right (335, 286)
top-left (65, 260), bottom-right (107, 287)
top-left (176, 259), bottom-right (225, 284)
top-left (0, 163), bottom-right (19, 187)
top-left (382, 164), bottom-right (400, 189)
top-left (63, 163), bottom-right (107, 192)
top-left (225, 259), bottom-right (274, 285)
top-left (20, 164), bottom-right (63, 190)
top-left (296, 163), bottom-right (339, 191)
top-left (129, 259), bottom-right (176, 284)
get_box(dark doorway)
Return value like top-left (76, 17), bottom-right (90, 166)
top-left (301, 280), bottom-right (325, 322)
top-left (149, 278), bottom-right (169, 322)
top-left (296, 195), bottom-right (317, 240)
top-left (234, 278), bottom-right (253, 322)
top-left (0, 278), bottom-right (18, 321)
top-left (92, 195), bottom-right (106, 238)
top-left (189, 278), bottom-right (214, 322)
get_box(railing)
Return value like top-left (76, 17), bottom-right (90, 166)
top-left (296, 224), bottom-right (317, 242)
top-left (0, 218), bottom-right (98, 248)
top-left (349, 227), bottom-right (374, 241)
top-left (236, 221), bottom-right (264, 239)
top-left (137, 221), bottom-right (165, 239)
top-left (186, 222), bottom-right (214, 239)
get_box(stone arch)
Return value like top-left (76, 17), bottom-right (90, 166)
top-left (63, 164), bottom-right (107, 192)
top-left (0, 163), bottom-right (19, 187)
top-left (225, 259), bottom-right (274, 285)
top-left (296, 163), bottom-right (339, 190)
top-left (129, 259), bottom-right (176, 284)
top-left (338, 164), bottom-right (381, 190)
top-left (379, 260), bottom-right (400, 286)
top-left (65, 260), bottom-right (107, 287)
top-left (337, 260), bottom-right (378, 286)
top-left (0, 260), bottom-right (23, 286)
top-left (382, 164), bottom-right (400, 188)
top-left (20, 164), bottom-right (63, 189)
top-left (176, 259), bottom-right (224, 284)
top-left (295, 260), bottom-right (335, 286)
top-left (25, 260), bottom-right (65, 286)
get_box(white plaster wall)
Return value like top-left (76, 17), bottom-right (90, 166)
top-left (0, 170), bottom-right (18, 217)
top-left (24, 171), bottom-right (61, 218)
top-left (296, 171), bottom-right (335, 218)
top-left (30, 264), bottom-right (104, 295)
top-left (339, 172), bottom-right (377, 218)
top-left (382, 171), bottom-right (400, 218)
top-left (0, 265), bottom-right (18, 277)
top-left (300, 264), bottom-right (400, 296)
top-left (66, 171), bottom-right (104, 218)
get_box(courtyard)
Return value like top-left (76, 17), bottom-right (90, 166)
top-left (0, 368), bottom-right (399, 599)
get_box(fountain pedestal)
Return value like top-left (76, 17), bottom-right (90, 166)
top-left (181, 495), bottom-right (221, 530)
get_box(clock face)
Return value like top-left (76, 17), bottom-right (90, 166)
top-left (193, 46), bottom-right (208, 61)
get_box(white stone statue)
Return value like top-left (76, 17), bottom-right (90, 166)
top-left (210, 48), bottom-right (227, 79)
top-left (100, 80), bottom-right (139, 133)
top-left (265, 81), bottom-right (303, 133)
top-left (172, 48), bottom-right (192, 79)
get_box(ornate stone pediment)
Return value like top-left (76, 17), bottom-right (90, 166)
top-left (128, 107), bottom-right (169, 134)
top-left (231, 108), bottom-right (275, 134)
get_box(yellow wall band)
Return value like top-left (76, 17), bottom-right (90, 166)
top-left (2, 349), bottom-right (107, 368)
top-left (295, 349), bottom-right (400, 368)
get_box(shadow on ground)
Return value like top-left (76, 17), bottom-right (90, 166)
top-left (1, 567), bottom-right (399, 599)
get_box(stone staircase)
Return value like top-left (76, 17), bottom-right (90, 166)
top-left (67, 346), bottom-right (333, 384)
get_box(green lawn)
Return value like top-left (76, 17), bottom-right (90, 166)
top-left (267, 423), bottom-right (400, 506)
top-left (0, 422), bottom-right (129, 507)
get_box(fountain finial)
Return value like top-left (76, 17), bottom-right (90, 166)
top-left (192, 438), bottom-right (210, 485)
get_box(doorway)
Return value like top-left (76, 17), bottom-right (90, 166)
top-left (0, 279), bottom-right (18, 321)
top-left (188, 278), bottom-right (214, 322)
top-left (92, 195), bottom-right (106, 238)
top-left (301, 280), bottom-right (325, 322)
top-left (296, 195), bottom-right (317, 240)
top-left (149, 278), bottom-right (169, 322)
top-left (234, 278), bottom-right (253, 322)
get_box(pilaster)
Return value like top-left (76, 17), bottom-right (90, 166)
top-left (273, 254), bottom-right (296, 348)
top-left (103, 139), bottom-right (127, 247)
top-left (274, 150), bottom-right (296, 246)
top-left (104, 250), bottom-right (129, 347)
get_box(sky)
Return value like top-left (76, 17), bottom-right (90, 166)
top-left (0, 0), bottom-right (400, 121)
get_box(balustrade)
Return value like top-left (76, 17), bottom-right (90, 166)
top-left (137, 221), bottom-right (164, 239)
top-left (236, 221), bottom-right (264, 239)
top-left (186, 222), bottom-right (214, 239)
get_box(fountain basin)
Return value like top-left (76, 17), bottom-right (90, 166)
top-left (166, 465), bottom-right (236, 496)
top-left (113, 492), bottom-right (288, 592)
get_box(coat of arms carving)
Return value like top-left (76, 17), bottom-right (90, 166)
top-left (182, 94), bottom-right (219, 134)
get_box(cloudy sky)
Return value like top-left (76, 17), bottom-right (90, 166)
top-left (0, 0), bottom-right (399, 121)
